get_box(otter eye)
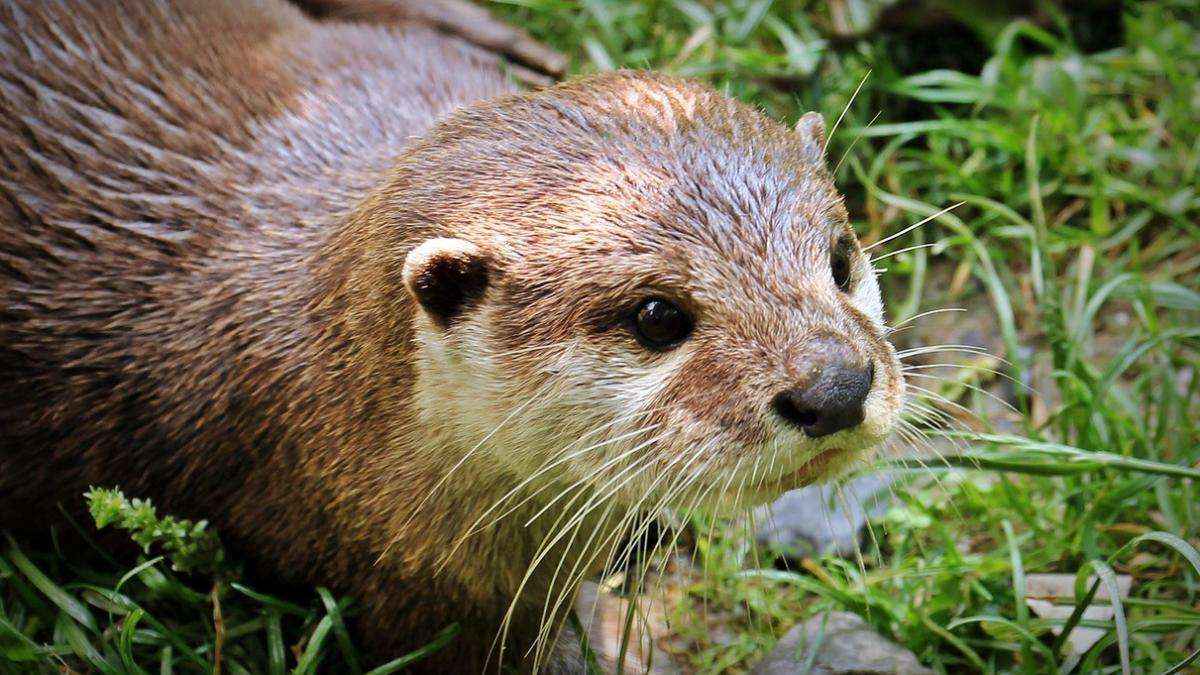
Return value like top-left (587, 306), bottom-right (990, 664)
top-left (831, 236), bottom-right (854, 292)
top-left (632, 298), bottom-right (692, 350)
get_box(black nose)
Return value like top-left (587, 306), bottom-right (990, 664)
top-left (773, 363), bottom-right (874, 438)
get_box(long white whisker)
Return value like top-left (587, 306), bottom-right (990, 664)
top-left (862, 202), bottom-right (964, 252)
top-left (889, 306), bottom-right (967, 329)
top-left (905, 372), bottom-right (1020, 416)
top-left (832, 109), bottom-right (882, 176)
top-left (378, 387), bottom-right (550, 564)
top-left (870, 242), bottom-right (939, 264)
top-left (827, 69), bottom-right (871, 143)
top-left (440, 421), bottom-right (661, 568)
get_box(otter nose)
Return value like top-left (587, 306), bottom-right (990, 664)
top-left (773, 363), bottom-right (874, 438)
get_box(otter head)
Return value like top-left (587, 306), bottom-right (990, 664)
top-left (392, 71), bottom-right (903, 509)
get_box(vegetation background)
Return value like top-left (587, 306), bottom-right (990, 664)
top-left (2, 0), bottom-right (1197, 673)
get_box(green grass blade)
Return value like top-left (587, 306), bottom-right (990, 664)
top-left (4, 534), bottom-right (98, 633)
top-left (267, 610), bottom-right (286, 675)
top-left (118, 608), bottom-right (150, 675)
top-left (292, 615), bottom-right (332, 675)
top-left (229, 583), bottom-right (310, 616)
top-left (363, 623), bottom-right (461, 675)
top-left (0, 613), bottom-right (45, 662)
top-left (56, 612), bottom-right (121, 675)
top-left (1001, 521), bottom-right (1038, 672)
top-left (1086, 560), bottom-right (1130, 675)
top-left (316, 587), bottom-right (361, 674)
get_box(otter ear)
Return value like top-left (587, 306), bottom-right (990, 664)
top-left (794, 111), bottom-right (827, 165)
top-left (402, 238), bottom-right (490, 326)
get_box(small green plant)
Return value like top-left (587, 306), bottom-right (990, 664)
top-left (86, 487), bottom-right (231, 577)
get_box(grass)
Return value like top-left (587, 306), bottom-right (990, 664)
top-left (2, 0), bottom-right (1198, 673)
top-left (1, 490), bottom-right (460, 673)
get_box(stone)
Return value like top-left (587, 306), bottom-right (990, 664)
top-left (574, 580), bottom-right (680, 674)
top-left (1024, 573), bottom-right (1133, 658)
top-left (755, 474), bottom-right (896, 560)
top-left (752, 612), bottom-right (930, 675)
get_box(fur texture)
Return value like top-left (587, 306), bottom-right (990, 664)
top-left (0, 1), bottom-right (902, 671)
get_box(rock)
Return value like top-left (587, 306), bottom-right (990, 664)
top-left (1024, 573), bottom-right (1133, 658)
top-left (755, 474), bottom-right (896, 560)
top-left (575, 581), bottom-right (680, 674)
top-left (752, 612), bottom-right (930, 675)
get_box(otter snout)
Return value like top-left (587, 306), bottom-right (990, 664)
top-left (772, 340), bottom-right (874, 438)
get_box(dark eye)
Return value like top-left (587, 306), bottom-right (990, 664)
top-left (831, 236), bottom-right (854, 292)
top-left (632, 298), bottom-right (692, 350)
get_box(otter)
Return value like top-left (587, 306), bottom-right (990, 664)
top-left (0, 0), bottom-right (904, 671)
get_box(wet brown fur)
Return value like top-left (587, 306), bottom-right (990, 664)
top-left (0, 1), bottom-right (902, 671)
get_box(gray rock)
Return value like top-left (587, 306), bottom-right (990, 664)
top-left (752, 612), bottom-right (930, 675)
top-left (755, 474), bottom-right (895, 560)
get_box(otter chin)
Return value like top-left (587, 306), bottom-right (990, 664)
top-left (0, 1), bottom-right (902, 672)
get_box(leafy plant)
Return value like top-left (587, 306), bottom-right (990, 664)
top-left (86, 487), bottom-right (231, 577)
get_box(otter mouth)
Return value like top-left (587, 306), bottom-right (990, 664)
top-left (768, 446), bottom-right (851, 491)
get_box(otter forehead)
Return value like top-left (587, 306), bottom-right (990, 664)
top-left (407, 72), bottom-right (859, 312)
top-left (404, 71), bottom-right (840, 243)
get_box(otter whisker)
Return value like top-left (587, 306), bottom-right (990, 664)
top-left (832, 483), bottom-right (871, 577)
top-left (533, 450), bottom-right (701, 667)
top-left (523, 432), bottom-right (663, 528)
top-left (638, 439), bottom-right (729, 629)
top-left (892, 424), bottom-right (958, 492)
top-left (862, 201), bottom-right (964, 253)
top-left (905, 372), bottom-right (1020, 416)
top-left (495, 434), bottom-right (670, 664)
top-left (903, 361), bottom-right (1037, 398)
top-left (869, 242), bottom-right (940, 265)
top-left (826, 69), bottom-right (871, 144)
top-left (907, 383), bottom-right (983, 418)
top-left (528, 445), bottom-right (712, 669)
top-left (906, 384), bottom-right (987, 426)
top-left (902, 398), bottom-right (963, 436)
top-left (380, 387), bottom-right (551, 563)
top-left (888, 306), bottom-right (967, 329)
top-left (529, 484), bottom-right (633, 667)
top-left (442, 420), bottom-right (661, 567)
top-left (644, 450), bottom-right (726, 621)
top-left (896, 343), bottom-right (994, 359)
top-left (535, 505), bottom-right (642, 662)
top-left (533, 446), bottom-right (688, 632)
top-left (495, 478), bottom-right (620, 670)
top-left (892, 421), bottom-right (976, 525)
top-left (693, 450), bottom-right (749, 606)
top-left (598, 454), bottom-right (723, 674)
top-left (751, 439), bottom-right (790, 569)
top-left (893, 416), bottom-right (947, 458)
top-left (575, 446), bottom-right (718, 635)
top-left (898, 409), bottom-right (974, 467)
top-left (731, 455), bottom-right (773, 639)
top-left (832, 109), bottom-right (883, 176)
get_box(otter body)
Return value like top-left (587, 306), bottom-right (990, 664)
top-left (1, 1), bottom-right (904, 671)
top-left (0, 0), bottom-right (524, 666)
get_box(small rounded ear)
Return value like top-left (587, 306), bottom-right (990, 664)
top-left (402, 238), bottom-right (490, 326)
top-left (794, 111), bottom-right (827, 165)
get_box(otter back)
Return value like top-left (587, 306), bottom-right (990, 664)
top-left (0, 0), bottom-right (511, 523)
